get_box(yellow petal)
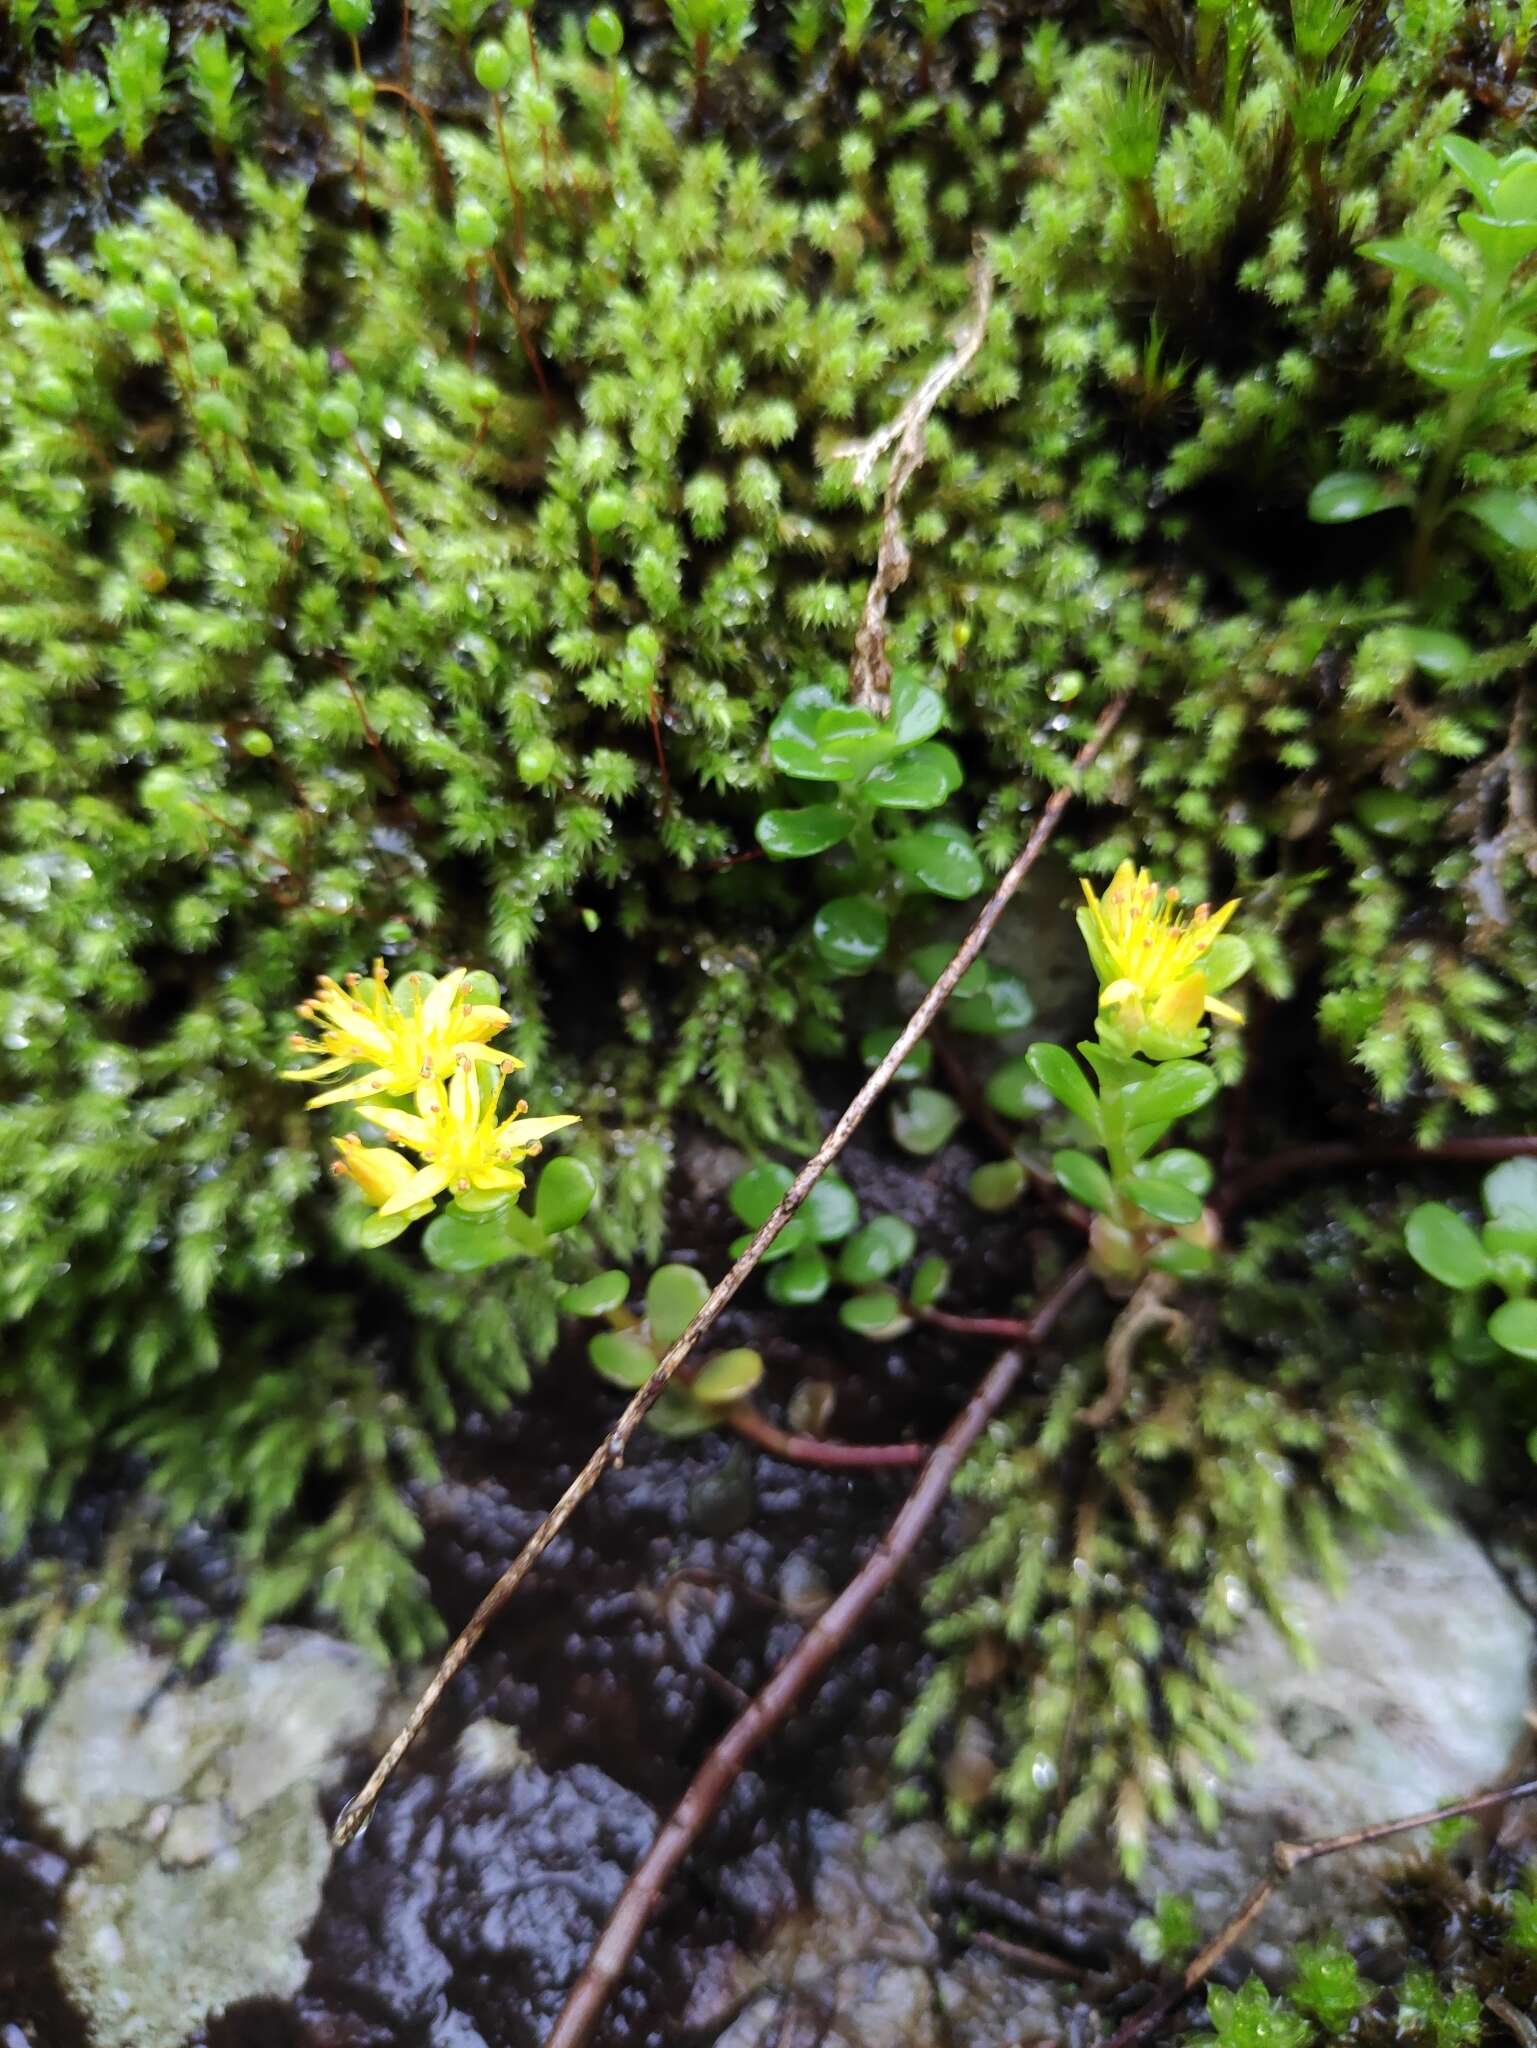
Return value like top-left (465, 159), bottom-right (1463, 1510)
top-left (333, 1137), bottom-right (420, 1208)
top-left (492, 1112), bottom-right (581, 1147)
top-left (304, 1072), bottom-right (399, 1110)
top-left (420, 966), bottom-right (468, 1036)
top-left (380, 1163), bottom-right (450, 1216)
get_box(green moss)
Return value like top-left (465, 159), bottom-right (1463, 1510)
top-left (3, 1), bottom-right (1537, 1657)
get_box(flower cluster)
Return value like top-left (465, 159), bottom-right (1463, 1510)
top-left (283, 963), bottom-right (578, 1232)
top-left (1077, 862), bottom-right (1248, 1062)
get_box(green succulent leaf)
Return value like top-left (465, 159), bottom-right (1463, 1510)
top-left (1359, 235), bottom-right (1471, 314)
top-left (1120, 1060), bottom-right (1218, 1134)
top-left (891, 1085), bottom-right (963, 1155)
top-left (950, 968), bottom-right (1034, 1037)
top-left (969, 1158), bottom-right (1026, 1211)
top-left (731, 1160), bottom-right (794, 1228)
top-left (812, 894), bottom-right (889, 972)
top-left (692, 1346), bottom-right (765, 1402)
top-left (1404, 1202), bottom-right (1491, 1291)
top-left (756, 803), bottom-right (855, 858)
top-left (1308, 470), bottom-right (1405, 522)
top-left (1149, 1238), bottom-right (1215, 1278)
top-left (1462, 488), bottom-right (1537, 550)
top-left (859, 1024), bottom-right (933, 1082)
top-left (909, 1254), bottom-right (951, 1307)
top-left (534, 1155), bottom-right (596, 1234)
top-left (862, 741), bottom-right (963, 809)
top-left (887, 670), bottom-right (946, 747)
top-left (645, 1261), bottom-right (710, 1347)
top-left (888, 821), bottom-right (985, 899)
top-left (1484, 1158), bottom-right (1537, 1232)
top-left (1052, 1148), bottom-right (1115, 1213)
top-left (767, 682), bottom-right (843, 778)
top-left (1024, 1043), bottom-right (1101, 1131)
top-left (766, 1244), bottom-right (832, 1304)
top-left (588, 1330), bottom-right (657, 1389)
top-left (1125, 1166), bottom-right (1204, 1225)
top-left (837, 1215), bottom-right (918, 1285)
top-left (804, 1174), bottom-right (859, 1243)
top-left (422, 1203), bottom-right (542, 1272)
top-left (560, 1269), bottom-right (630, 1316)
top-left (839, 1288), bottom-right (913, 1339)
top-left (1488, 1298), bottom-right (1537, 1362)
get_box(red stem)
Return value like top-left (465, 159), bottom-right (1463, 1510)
top-left (544, 1263), bottom-right (1091, 2048)
top-left (727, 1403), bottom-right (926, 1469)
top-left (918, 1304), bottom-right (1042, 1340)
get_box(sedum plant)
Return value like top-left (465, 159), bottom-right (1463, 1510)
top-left (1406, 1159), bottom-right (1537, 1402)
top-left (1027, 862), bottom-right (1248, 1286)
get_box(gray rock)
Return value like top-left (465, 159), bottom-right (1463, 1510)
top-left (701, 1816), bottom-right (1073, 2048)
top-left (21, 1629), bottom-right (387, 2048)
top-left (1142, 1510), bottom-right (1536, 1965)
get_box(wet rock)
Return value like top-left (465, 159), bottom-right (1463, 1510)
top-left (703, 1816), bottom-right (1079, 2048)
top-left (20, 1630), bottom-right (386, 2048)
top-left (304, 1747), bottom-right (658, 2047)
top-left (1142, 1511), bottom-right (1537, 1964)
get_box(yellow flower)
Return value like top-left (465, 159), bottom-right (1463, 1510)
top-left (1078, 860), bottom-right (1244, 1046)
top-left (360, 1056), bottom-right (580, 1217)
top-left (331, 1134), bottom-right (432, 1212)
top-left (282, 961), bottom-right (514, 1111)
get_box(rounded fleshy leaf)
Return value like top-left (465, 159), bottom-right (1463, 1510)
top-left (646, 1262), bottom-right (710, 1348)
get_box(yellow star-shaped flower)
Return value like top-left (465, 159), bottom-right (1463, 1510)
top-left (359, 1057), bottom-right (580, 1217)
top-left (282, 961), bottom-right (514, 1111)
top-left (1078, 860), bottom-right (1245, 1052)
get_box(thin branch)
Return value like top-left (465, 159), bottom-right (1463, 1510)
top-left (1105, 1775), bottom-right (1537, 2048)
top-left (917, 1304), bottom-right (1045, 1340)
top-left (330, 698), bottom-right (1125, 1849)
top-left (833, 248), bottom-right (995, 713)
top-left (726, 1402), bottom-right (927, 1469)
top-left (1221, 1133), bottom-right (1537, 1220)
top-left (544, 1263), bottom-right (1092, 2048)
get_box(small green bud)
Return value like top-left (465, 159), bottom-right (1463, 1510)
top-left (105, 291), bottom-right (156, 337)
top-left (586, 7), bottom-right (623, 57)
top-left (34, 375), bottom-right (75, 418)
top-left (193, 391), bottom-right (241, 436)
top-left (144, 264), bottom-right (179, 307)
top-left (526, 86), bottom-right (558, 129)
top-left (191, 339), bottom-right (229, 379)
top-left (455, 198), bottom-right (498, 253)
top-left (317, 393), bottom-right (359, 438)
top-left (328, 0), bottom-right (373, 30)
top-left (586, 489), bottom-right (626, 536)
top-left (242, 729), bottom-right (274, 757)
top-left (187, 307), bottom-right (218, 341)
top-left (516, 737), bottom-right (558, 784)
top-left (345, 75), bottom-right (375, 115)
top-left (473, 38), bottom-right (512, 90)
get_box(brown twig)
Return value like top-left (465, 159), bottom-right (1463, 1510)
top-left (727, 1401), bottom-right (927, 1469)
top-left (372, 81), bottom-right (451, 206)
top-left (1105, 1776), bottom-right (1537, 2048)
top-left (1221, 1134), bottom-right (1537, 1220)
top-left (833, 248), bottom-right (995, 714)
top-left (488, 251), bottom-right (556, 422)
top-left (544, 1264), bottom-right (1092, 2048)
top-left (329, 698), bottom-right (1125, 1850)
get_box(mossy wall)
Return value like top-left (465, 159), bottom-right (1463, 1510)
top-left (4, 0), bottom-right (1537, 1656)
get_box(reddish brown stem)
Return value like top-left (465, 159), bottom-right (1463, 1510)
top-left (525, 12), bottom-right (542, 83)
top-left (726, 1403), bottom-right (927, 1469)
top-left (545, 1264), bottom-right (1091, 2048)
top-left (1222, 1134), bottom-right (1537, 1220)
top-left (918, 1305), bottom-right (1042, 1340)
top-left (491, 99), bottom-right (526, 265)
top-left (351, 434), bottom-right (414, 561)
top-left (488, 251), bottom-right (555, 422)
top-left (372, 81), bottom-right (450, 206)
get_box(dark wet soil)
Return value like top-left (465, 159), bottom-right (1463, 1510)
top-left (0, 1121), bottom-right (1095, 2048)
